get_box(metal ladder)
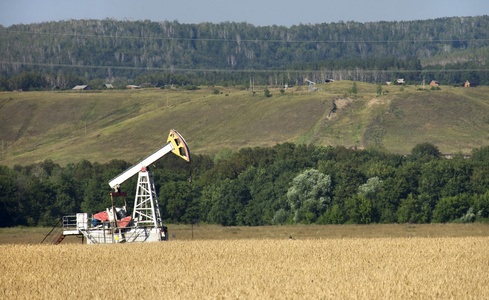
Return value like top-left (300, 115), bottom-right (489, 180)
top-left (52, 232), bottom-right (66, 245)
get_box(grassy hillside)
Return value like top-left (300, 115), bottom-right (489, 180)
top-left (1, 81), bottom-right (489, 167)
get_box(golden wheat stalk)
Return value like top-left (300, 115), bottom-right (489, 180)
top-left (1, 238), bottom-right (488, 299)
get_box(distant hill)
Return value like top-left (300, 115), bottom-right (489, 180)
top-left (1, 81), bottom-right (489, 167)
top-left (1, 17), bottom-right (489, 86)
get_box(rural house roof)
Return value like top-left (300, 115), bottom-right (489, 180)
top-left (72, 85), bottom-right (88, 90)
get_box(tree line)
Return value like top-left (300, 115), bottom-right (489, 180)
top-left (2, 142), bottom-right (489, 227)
top-left (0, 70), bottom-right (199, 91)
top-left (3, 56), bottom-right (489, 91)
top-left (2, 16), bottom-right (489, 89)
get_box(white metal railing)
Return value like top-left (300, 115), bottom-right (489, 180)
top-left (62, 215), bottom-right (77, 228)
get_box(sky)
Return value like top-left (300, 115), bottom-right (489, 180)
top-left (1, 0), bottom-right (489, 27)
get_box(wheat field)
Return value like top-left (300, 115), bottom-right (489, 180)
top-left (1, 237), bottom-right (488, 299)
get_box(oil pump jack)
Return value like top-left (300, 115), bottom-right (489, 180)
top-left (56, 129), bottom-right (190, 244)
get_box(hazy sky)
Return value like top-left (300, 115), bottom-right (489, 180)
top-left (1, 0), bottom-right (489, 27)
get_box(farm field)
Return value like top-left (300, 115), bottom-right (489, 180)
top-left (2, 223), bottom-right (489, 244)
top-left (1, 236), bottom-right (488, 299)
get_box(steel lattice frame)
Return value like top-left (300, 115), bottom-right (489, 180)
top-left (133, 170), bottom-right (162, 228)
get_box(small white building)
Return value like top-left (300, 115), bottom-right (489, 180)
top-left (72, 85), bottom-right (89, 90)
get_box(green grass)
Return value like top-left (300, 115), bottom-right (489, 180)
top-left (1, 83), bottom-right (489, 167)
top-left (2, 223), bottom-right (489, 244)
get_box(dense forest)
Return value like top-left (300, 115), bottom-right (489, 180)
top-left (2, 142), bottom-right (489, 227)
top-left (1, 16), bottom-right (489, 89)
